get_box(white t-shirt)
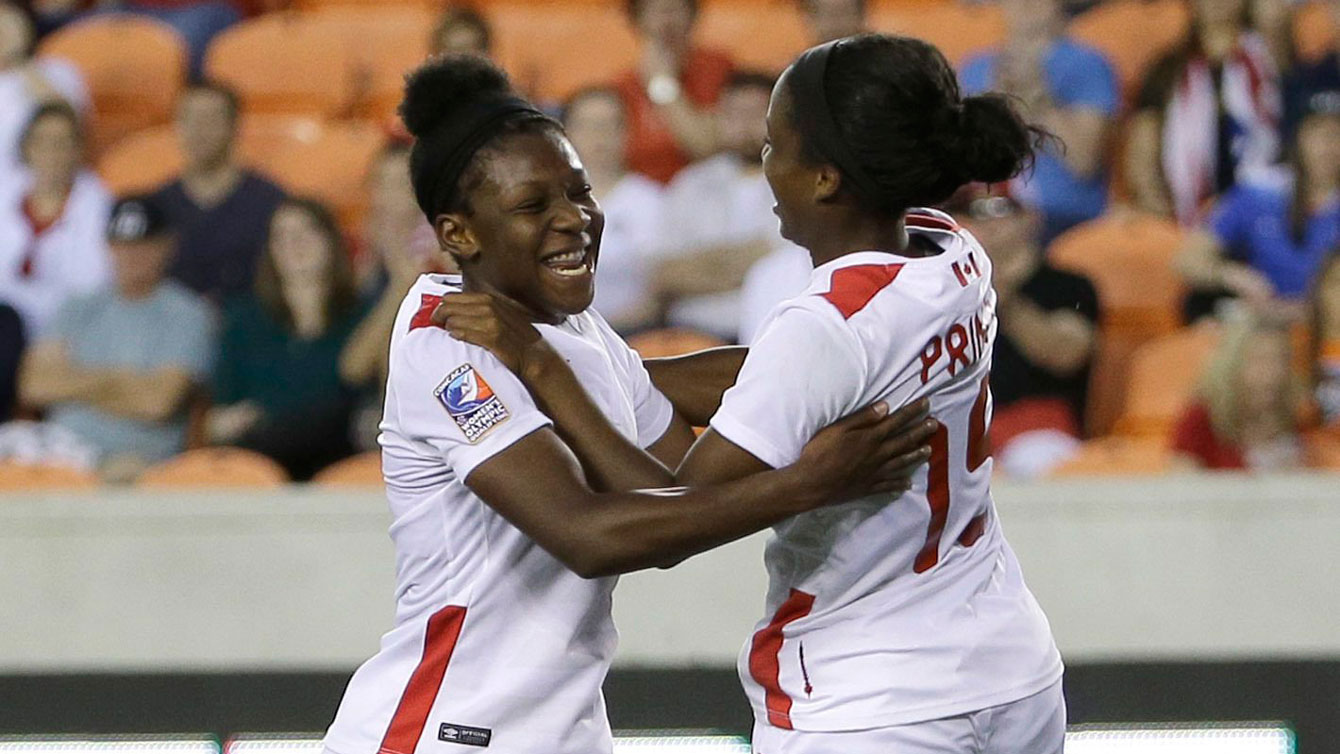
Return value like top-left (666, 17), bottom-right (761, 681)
top-left (738, 243), bottom-right (812, 346)
top-left (0, 59), bottom-right (88, 186)
top-left (590, 172), bottom-right (664, 331)
top-left (710, 209), bottom-right (1062, 732)
top-left (324, 274), bottom-right (675, 754)
top-left (657, 153), bottom-right (781, 341)
top-left (0, 170), bottom-right (112, 339)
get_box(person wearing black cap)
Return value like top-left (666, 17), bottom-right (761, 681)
top-left (320, 54), bottom-right (933, 754)
top-left (1175, 85), bottom-right (1340, 321)
top-left (17, 194), bottom-right (215, 480)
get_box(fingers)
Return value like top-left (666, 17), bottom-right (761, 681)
top-left (882, 397), bottom-right (932, 431)
top-left (877, 417), bottom-right (938, 457)
top-left (834, 401), bottom-right (891, 431)
top-left (875, 446), bottom-right (930, 480)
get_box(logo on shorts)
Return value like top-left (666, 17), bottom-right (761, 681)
top-left (438, 722), bottom-right (492, 747)
top-left (436, 364), bottom-right (509, 443)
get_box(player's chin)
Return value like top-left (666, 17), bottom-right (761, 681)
top-left (538, 269), bottom-right (595, 317)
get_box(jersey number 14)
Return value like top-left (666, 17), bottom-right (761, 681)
top-left (914, 376), bottom-right (991, 574)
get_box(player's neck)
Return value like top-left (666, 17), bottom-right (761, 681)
top-left (807, 212), bottom-right (910, 267)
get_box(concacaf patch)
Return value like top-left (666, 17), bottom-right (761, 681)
top-left (435, 364), bottom-right (509, 443)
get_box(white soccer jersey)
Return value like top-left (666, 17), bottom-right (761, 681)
top-left (323, 274), bottom-right (675, 754)
top-left (710, 208), bottom-right (1062, 733)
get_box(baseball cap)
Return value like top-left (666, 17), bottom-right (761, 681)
top-left (106, 195), bottom-right (171, 242)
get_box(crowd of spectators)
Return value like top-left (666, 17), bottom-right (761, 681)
top-left (0, 0), bottom-right (1339, 482)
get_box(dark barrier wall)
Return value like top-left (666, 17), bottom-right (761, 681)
top-left (0, 663), bottom-right (1335, 753)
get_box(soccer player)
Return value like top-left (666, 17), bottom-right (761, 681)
top-left (441, 35), bottom-right (1065, 754)
top-left (320, 55), bottom-right (936, 754)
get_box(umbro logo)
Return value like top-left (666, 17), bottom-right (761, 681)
top-left (438, 722), bottom-right (491, 748)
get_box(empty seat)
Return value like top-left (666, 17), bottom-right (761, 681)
top-left (312, 451), bottom-right (383, 487)
top-left (868, 2), bottom-right (1005, 66)
top-left (261, 118), bottom-right (384, 234)
top-left (205, 13), bottom-right (353, 117)
top-left (1069, 0), bottom-right (1191, 101)
top-left (97, 124), bottom-right (182, 196)
top-left (137, 447), bottom-right (289, 488)
top-left (0, 462), bottom-right (100, 491)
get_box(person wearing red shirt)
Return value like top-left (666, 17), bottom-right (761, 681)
top-left (615, 0), bottom-right (734, 184)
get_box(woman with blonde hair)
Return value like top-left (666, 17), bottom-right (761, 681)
top-left (1171, 306), bottom-right (1307, 469)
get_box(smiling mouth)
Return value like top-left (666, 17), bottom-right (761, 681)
top-left (540, 247), bottom-right (593, 278)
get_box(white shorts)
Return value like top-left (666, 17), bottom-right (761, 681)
top-left (751, 680), bottom-right (1065, 754)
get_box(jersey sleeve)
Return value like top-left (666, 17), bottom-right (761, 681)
top-left (590, 313), bottom-right (675, 448)
top-left (709, 304), bottom-right (866, 469)
top-left (389, 325), bottom-right (554, 482)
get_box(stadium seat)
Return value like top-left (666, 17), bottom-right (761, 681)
top-left (37, 14), bottom-right (188, 154)
top-left (1069, 0), bottom-right (1190, 101)
top-left (235, 113), bottom-right (327, 167)
top-left (490, 4), bottom-right (639, 103)
top-left (0, 462), bottom-right (100, 491)
top-left (261, 118), bottom-right (383, 234)
top-left (136, 447), bottom-right (290, 488)
top-left (1048, 211), bottom-right (1186, 436)
top-left (303, 6), bottom-right (434, 123)
top-left (293, 0), bottom-right (435, 8)
top-left (627, 328), bottom-right (728, 358)
top-left (312, 451), bottom-right (383, 487)
top-left (1294, 0), bottom-right (1338, 64)
top-left (1048, 436), bottom-right (1172, 477)
top-left (204, 13), bottom-right (354, 117)
top-left (1110, 322), bottom-right (1222, 440)
top-left (696, 3), bottom-right (809, 74)
top-left (868, 2), bottom-right (1005, 66)
top-left (97, 124), bottom-right (182, 196)
top-left (1306, 427), bottom-right (1340, 470)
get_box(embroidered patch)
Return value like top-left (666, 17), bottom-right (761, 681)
top-left (435, 364), bottom-right (509, 443)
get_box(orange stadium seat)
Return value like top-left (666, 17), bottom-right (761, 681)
top-left (1110, 322), bottom-right (1221, 440)
top-left (136, 447), bottom-right (290, 488)
top-left (294, 0), bottom-right (436, 9)
top-left (304, 6), bottom-right (435, 123)
top-left (1048, 211), bottom-right (1186, 436)
top-left (1048, 436), bottom-right (1172, 477)
top-left (627, 328), bottom-right (728, 358)
top-left (38, 15), bottom-right (188, 154)
top-left (696, 3), bottom-right (809, 73)
top-left (262, 118), bottom-right (384, 234)
top-left (312, 451), bottom-right (383, 487)
top-left (0, 462), bottom-right (100, 491)
top-left (490, 4), bottom-right (639, 103)
top-left (1294, 0), bottom-right (1338, 64)
top-left (205, 13), bottom-right (354, 117)
top-left (98, 124), bottom-right (182, 196)
top-left (868, 1), bottom-right (1004, 66)
top-left (1069, 0), bottom-right (1190, 102)
top-left (235, 113), bottom-right (327, 166)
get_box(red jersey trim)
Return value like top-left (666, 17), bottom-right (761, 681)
top-left (748, 589), bottom-right (816, 730)
top-left (906, 213), bottom-right (959, 232)
top-left (408, 294), bottom-right (443, 332)
top-left (819, 263), bottom-right (904, 320)
top-left (378, 604), bottom-right (468, 754)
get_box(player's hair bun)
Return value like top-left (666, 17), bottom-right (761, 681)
top-left (399, 55), bottom-right (515, 140)
top-left (954, 93), bottom-right (1035, 185)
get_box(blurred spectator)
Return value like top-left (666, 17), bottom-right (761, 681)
top-left (959, 0), bottom-right (1119, 242)
top-left (430, 5), bottom-right (492, 59)
top-left (1284, 0), bottom-right (1340, 139)
top-left (209, 198), bottom-right (366, 481)
top-left (1174, 90), bottom-right (1340, 320)
top-left (799, 0), bottom-right (866, 45)
top-left (953, 188), bottom-right (1099, 478)
top-left (653, 70), bottom-right (778, 341)
top-left (0, 101), bottom-right (111, 340)
top-left (16, 195), bottom-right (215, 479)
top-left (1126, 0), bottom-right (1291, 225)
top-left (121, 1), bottom-right (240, 79)
top-left (1313, 251), bottom-right (1340, 426)
top-left (616, 0), bottom-right (734, 184)
top-left (0, 303), bottom-right (21, 421)
top-left (342, 142), bottom-right (443, 450)
top-left (154, 80), bottom-right (285, 303)
top-left (1172, 307), bottom-right (1305, 470)
top-left (737, 243), bottom-right (811, 344)
top-left (0, 1), bottom-right (88, 185)
top-left (562, 86), bottom-right (665, 333)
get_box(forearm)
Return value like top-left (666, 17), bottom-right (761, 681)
top-left (644, 346), bottom-right (747, 426)
top-left (561, 465), bottom-right (819, 577)
top-left (999, 298), bottom-right (1094, 376)
top-left (101, 370), bottom-right (194, 422)
top-left (339, 293), bottom-right (400, 386)
top-left (19, 348), bottom-right (116, 408)
top-left (522, 352), bottom-right (676, 492)
top-left (1176, 231), bottom-right (1232, 290)
top-left (657, 99), bottom-right (717, 160)
top-left (1039, 107), bottom-right (1107, 179)
top-left (1125, 112), bottom-right (1172, 216)
top-left (656, 238), bottom-right (774, 298)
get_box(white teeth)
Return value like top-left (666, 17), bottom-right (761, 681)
top-left (551, 265), bottom-right (589, 277)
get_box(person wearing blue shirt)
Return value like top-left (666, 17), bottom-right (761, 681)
top-left (959, 0), bottom-right (1119, 242)
top-left (1175, 90), bottom-right (1340, 318)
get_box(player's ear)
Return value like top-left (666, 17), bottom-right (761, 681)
top-left (814, 164), bottom-right (842, 203)
top-left (435, 213), bottom-right (480, 264)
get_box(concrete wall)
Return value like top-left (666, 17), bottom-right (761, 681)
top-left (3, 474), bottom-right (1338, 672)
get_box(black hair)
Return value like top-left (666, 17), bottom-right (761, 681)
top-left (626, 0), bottom-right (697, 23)
top-left (399, 55), bottom-right (556, 217)
top-left (181, 79), bottom-right (242, 126)
top-left (430, 5), bottom-right (493, 55)
top-left (725, 69), bottom-right (776, 95)
top-left (19, 100), bottom-right (82, 161)
top-left (791, 34), bottom-right (1045, 215)
top-left (560, 85), bottom-right (625, 126)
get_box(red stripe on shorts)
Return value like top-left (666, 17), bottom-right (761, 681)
top-left (747, 589), bottom-right (816, 729)
top-left (378, 605), bottom-right (467, 754)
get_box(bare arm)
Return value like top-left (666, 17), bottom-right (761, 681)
top-left (654, 237), bottom-right (775, 299)
top-left (1037, 107), bottom-right (1109, 179)
top-left (1124, 110), bottom-right (1173, 217)
top-left (997, 297), bottom-right (1096, 377)
top-left (467, 405), bottom-right (921, 578)
top-left (643, 345), bottom-right (747, 427)
top-left (338, 289), bottom-right (402, 387)
top-left (20, 341), bottom-right (195, 422)
top-left (655, 96), bottom-right (718, 161)
top-left (1174, 228), bottom-right (1276, 302)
